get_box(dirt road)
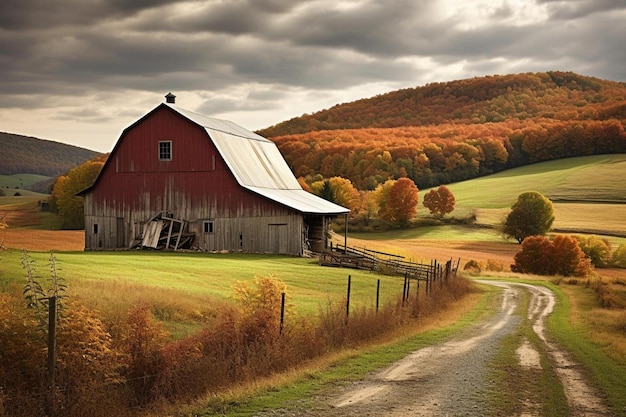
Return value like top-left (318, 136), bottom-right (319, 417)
top-left (257, 281), bottom-right (611, 417)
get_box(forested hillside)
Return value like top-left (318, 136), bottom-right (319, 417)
top-left (258, 72), bottom-right (626, 190)
top-left (0, 132), bottom-right (101, 176)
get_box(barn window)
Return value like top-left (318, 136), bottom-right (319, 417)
top-left (93, 224), bottom-right (99, 234)
top-left (158, 141), bottom-right (172, 161)
top-left (203, 220), bottom-right (214, 233)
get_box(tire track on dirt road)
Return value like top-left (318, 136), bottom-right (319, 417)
top-left (257, 281), bottom-right (611, 416)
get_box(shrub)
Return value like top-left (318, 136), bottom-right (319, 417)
top-left (232, 274), bottom-right (290, 346)
top-left (1, 265), bottom-right (475, 416)
top-left (0, 292), bottom-right (47, 416)
top-left (512, 234), bottom-right (591, 276)
top-left (485, 259), bottom-right (506, 272)
top-left (113, 304), bottom-right (168, 406)
top-left (54, 300), bottom-right (126, 416)
top-left (576, 235), bottom-right (612, 268)
top-left (463, 259), bottom-right (482, 273)
top-left (587, 277), bottom-right (622, 309)
top-left (511, 235), bottom-right (554, 275)
top-left (611, 244), bottom-right (626, 268)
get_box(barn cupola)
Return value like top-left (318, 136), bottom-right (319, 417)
top-left (165, 92), bottom-right (176, 104)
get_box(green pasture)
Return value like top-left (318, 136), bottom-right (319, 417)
top-left (350, 224), bottom-right (505, 242)
top-left (419, 154), bottom-right (626, 237)
top-left (0, 189), bottom-right (48, 201)
top-left (0, 193), bottom-right (49, 206)
top-left (0, 173), bottom-right (51, 190)
top-left (445, 154), bottom-right (626, 211)
top-left (0, 249), bottom-right (405, 316)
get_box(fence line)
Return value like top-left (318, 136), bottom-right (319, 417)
top-left (320, 243), bottom-right (460, 287)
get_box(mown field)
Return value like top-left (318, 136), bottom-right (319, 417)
top-left (446, 154), bottom-right (626, 235)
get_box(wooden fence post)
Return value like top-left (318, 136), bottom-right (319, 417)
top-left (406, 275), bottom-right (411, 302)
top-left (402, 274), bottom-right (408, 305)
top-left (279, 292), bottom-right (285, 334)
top-left (346, 275), bottom-right (351, 318)
top-left (376, 279), bottom-right (380, 312)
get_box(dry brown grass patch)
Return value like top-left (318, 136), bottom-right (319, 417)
top-left (1, 228), bottom-right (84, 251)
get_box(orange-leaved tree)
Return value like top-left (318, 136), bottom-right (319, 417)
top-left (512, 235), bottom-right (591, 276)
top-left (423, 185), bottom-right (456, 219)
top-left (378, 177), bottom-right (419, 226)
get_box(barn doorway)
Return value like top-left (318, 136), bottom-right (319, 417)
top-left (268, 224), bottom-right (288, 254)
top-left (116, 218), bottom-right (126, 248)
top-left (304, 215), bottom-right (326, 253)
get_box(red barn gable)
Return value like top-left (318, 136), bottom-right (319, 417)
top-left (81, 99), bottom-right (348, 255)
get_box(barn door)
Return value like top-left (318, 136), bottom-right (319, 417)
top-left (268, 224), bottom-right (288, 254)
top-left (116, 217), bottom-right (126, 248)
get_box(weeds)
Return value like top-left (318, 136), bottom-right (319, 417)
top-left (587, 276), bottom-right (625, 309)
top-left (0, 266), bottom-right (474, 417)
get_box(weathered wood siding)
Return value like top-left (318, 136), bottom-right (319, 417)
top-left (84, 106), bottom-right (311, 255)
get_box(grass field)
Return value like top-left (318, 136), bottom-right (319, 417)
top-left (0, 249), bottom-right (407, 318)
top-left (442, 154), bottom-right (626, 236)
top-left (0, 173), bottom-right (52, 190)
top-left (1, 155), bottom-right (625, 415)
top-left (448, 154), bottom-right (626, 209)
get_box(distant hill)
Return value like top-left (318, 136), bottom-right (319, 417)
top-left (257, 72), bottom-right (626, 190)
top-left (259, 71), bottom-right (626, 137)
top-left (0, 132), bottom-right (102, 176)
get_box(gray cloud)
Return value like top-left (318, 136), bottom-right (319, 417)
top-left (539, 0), bottom-right (625, 20)
top-left (0, 0), bottom-right (624, 151)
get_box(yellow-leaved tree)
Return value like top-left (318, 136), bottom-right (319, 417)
top-left (311, 176), bottom-right (362, 213)
top-left (50, 155), bottom-right (106, 229)
top-left (377, 177), bottom-right (419, 226)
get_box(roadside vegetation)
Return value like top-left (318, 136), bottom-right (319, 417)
top-left (548, 276), bottom-right (626, 414)
top-left (0, 247), bottom-right (473, 417)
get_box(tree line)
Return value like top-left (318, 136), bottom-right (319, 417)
top-left (277, 118), bottom-right (626, 190)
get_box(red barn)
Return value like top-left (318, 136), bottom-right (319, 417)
top-left (81, 95), bottom-right (348, 255)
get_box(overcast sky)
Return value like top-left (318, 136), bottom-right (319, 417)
top-left (1, 0), bottom-right (624, 153)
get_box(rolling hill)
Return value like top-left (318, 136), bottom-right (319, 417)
top-left (0, 132), bottom-right (101, 177)
top-left (258, 72), bottom-right (626, 190)
top-left (259, 71), bottom-right (626, 136)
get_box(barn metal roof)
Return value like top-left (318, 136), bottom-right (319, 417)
top-left (168, 104), bottom-right (349, 215)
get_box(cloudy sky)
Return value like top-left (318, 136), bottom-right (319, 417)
top-left (1, 0), bottom-right (624, 153)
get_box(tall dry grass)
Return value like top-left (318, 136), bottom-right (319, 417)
top-left (0, 272), bottom-right (474, 417)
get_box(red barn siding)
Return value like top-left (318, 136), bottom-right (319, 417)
top-left (83, 105), bottom-right (315, 254)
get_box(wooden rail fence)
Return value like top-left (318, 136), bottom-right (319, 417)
top-left (320, 243), bottom-right (460, 286)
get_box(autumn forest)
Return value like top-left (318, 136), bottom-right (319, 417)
top-left (259, 71), bottom-right (626, 190)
